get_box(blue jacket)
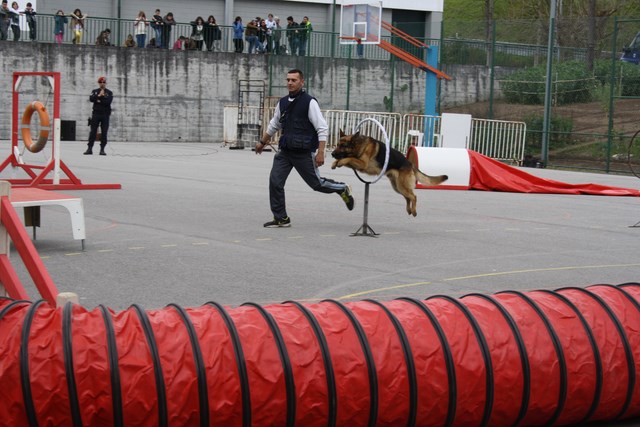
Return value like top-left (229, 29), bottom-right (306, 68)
top-left (233, 21), bottom-right (244, 39)
top-left (54, 15), bottom-right (67, 35)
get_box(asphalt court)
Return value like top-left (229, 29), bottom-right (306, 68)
top-left (1, 141), bottom-right (640, 312)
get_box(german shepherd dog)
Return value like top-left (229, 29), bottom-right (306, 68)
top-left (331, 131), bottom-right (448, 216)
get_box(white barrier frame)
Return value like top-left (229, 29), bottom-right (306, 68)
top-left (222, 107), bottom-right (527, 164)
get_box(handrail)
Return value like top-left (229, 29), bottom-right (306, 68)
top-left (379, 40), bottom-right (451, 80)
top-left (381, 20), bottom-right (429, 49)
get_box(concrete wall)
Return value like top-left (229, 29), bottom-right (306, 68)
top-left (0, 42), bottom-right (497, 143)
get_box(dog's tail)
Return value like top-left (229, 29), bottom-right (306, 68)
top-left (415, 169), bottom-right (448, 186)
top-left (407, 152), bottom-right (448, 186)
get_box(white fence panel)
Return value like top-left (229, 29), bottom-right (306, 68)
top-left (470, 118), bottom-right (527, 164)
top-left (325, 111), bottom-right (402, 150)
top-left (223, 106), bottom-right (526, 164)
top-left (399, 114), bottom-right (441, 154)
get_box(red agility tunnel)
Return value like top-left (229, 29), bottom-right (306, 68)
top-left (0, 284), bottom-right (639, 426)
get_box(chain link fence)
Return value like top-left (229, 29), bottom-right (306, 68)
top-left (441, 17), bottom-right (640, 174)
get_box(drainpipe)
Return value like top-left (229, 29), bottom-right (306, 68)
top-left (225, 0), bottom-right (234, 25)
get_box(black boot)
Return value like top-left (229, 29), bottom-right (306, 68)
top-left (99, 150), bottom-right (106, 156)
top-left (83, 148), bottom-right (92, 155)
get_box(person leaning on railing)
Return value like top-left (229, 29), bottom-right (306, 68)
top-left (23, 2), bottom-right (36, 41)
top-left (151, 9), bottom-right (163, 48)
top-left (8, 1), bottom-right (20, 41)
top-left (53, 9), bottom-right (67, 44)
top-left (162, 12), bottom-right (175, 49)
top-left (0, 0), bottom-right (9, 41)
top-left (232, 16), bottom-right (244, 53)
top-left (298, 16), bottom-right (312, 56)
top-left (286, 16), bottom-right (299, 56)
top-left (134, 10), bottom-right (148, 49)
top-left (70, 8), bottom-right (86, 45)
top-left (203, 15), bottom-right (221, 52)
top-left (190, 16), bottom-right (205, 51)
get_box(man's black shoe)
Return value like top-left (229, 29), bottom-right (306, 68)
top-left (83, 149), bottom-right (92, 155)
top-left (99, 150), bottom-right (106, 156)
top-left (340, 185), bottom-right (354, 211)
top-left (263, 217), bottom-right (291, 228)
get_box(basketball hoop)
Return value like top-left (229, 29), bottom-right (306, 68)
top-left (339, 1), bottom-right (382, 45)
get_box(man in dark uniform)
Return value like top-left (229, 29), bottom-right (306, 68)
top-left (84, 76), bottom-right (113, 155)
top-left (256, 69), bottom-right (354, 228)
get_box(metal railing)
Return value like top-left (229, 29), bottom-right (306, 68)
top-left (324, 111), bottom-right (402, 149)
top-left (10, 14), bottom-right (601, 69)
top-left (398, 114), bottom-right (441, 154)
top-left (224, 106), bottom-right (526, 165)
top-left (470, 118), bottom-right (527, 163)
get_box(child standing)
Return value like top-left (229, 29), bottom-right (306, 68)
top-left (23, 2), bottom-right (36, 41)
top-left (53, 9), bottom-right (67, 44)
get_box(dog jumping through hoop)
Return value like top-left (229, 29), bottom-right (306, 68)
top-left (331, 130), bottom-right (448, 216)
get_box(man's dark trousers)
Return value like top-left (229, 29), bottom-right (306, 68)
top-left (269, 148), bottom-right (346, 219)
top-left (88, 114), bottom-right (110, 150)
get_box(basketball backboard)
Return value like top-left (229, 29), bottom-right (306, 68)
top-left (339, 0), bottom-right (382, 45)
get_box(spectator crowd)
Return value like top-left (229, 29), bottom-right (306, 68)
top-left (0, 2), bottom-right (316, 56)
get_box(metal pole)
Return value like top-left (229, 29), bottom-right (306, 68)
top-left (116, 0), bottom-right (121, 47)
top-left (606, 17), bottom-right (618, 174)
top-left (488, 20), bottom-right (496, 119)
top-left (425, 46), bottom-right (438, 146)
top-left (331, 0), bottom-right (336, 58)
top-left (541, 0), bottom-right (557, 167)
top-left (351, 183), bottom-right (378, 236)
top-left (346, 45), bottom-right (352, 110)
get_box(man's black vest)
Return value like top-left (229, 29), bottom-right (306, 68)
top-left (278, 91), bottom-right (319, 151)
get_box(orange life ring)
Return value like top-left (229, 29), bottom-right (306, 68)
top-left (21, 101), bottom-right (51, 153)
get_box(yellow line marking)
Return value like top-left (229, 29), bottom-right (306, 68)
top-left (256, 238), bottom-right (272, 241)
top-left (336, 263), bottom-right (640, 300)
top-left (288, 236), bottom-right (304, 239)
top-left (320, 234), bottom-right (336, 237)
top-left (161, 244), bottom-right (177, 248)
top-left (338, 281), bottom-right (432, 300)
top-left (65, 253), bottom-right (82, 256)
top-left (129, 246), bottom-right (144, 250)
top-left (192, 242), bottom-right (209, 246)
top-left (443, 263), bottom-right (640, 281)
top-left (97, 249), bottom-right (113, 253)
top-left (383, 232), bottom-right (400, 235)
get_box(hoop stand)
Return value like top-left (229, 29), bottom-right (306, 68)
top-left (351, 182), bottom-right (378, 237)
top-left (347, 117), bottom-right (390, 237)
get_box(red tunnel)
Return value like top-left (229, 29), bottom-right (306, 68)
top-left (0, 283), bottom-right (639, 426)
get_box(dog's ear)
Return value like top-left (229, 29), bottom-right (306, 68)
top-left (353, 131), bottom-right (360, 139)
top-left (339, 129), bottom-right (345, 137)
